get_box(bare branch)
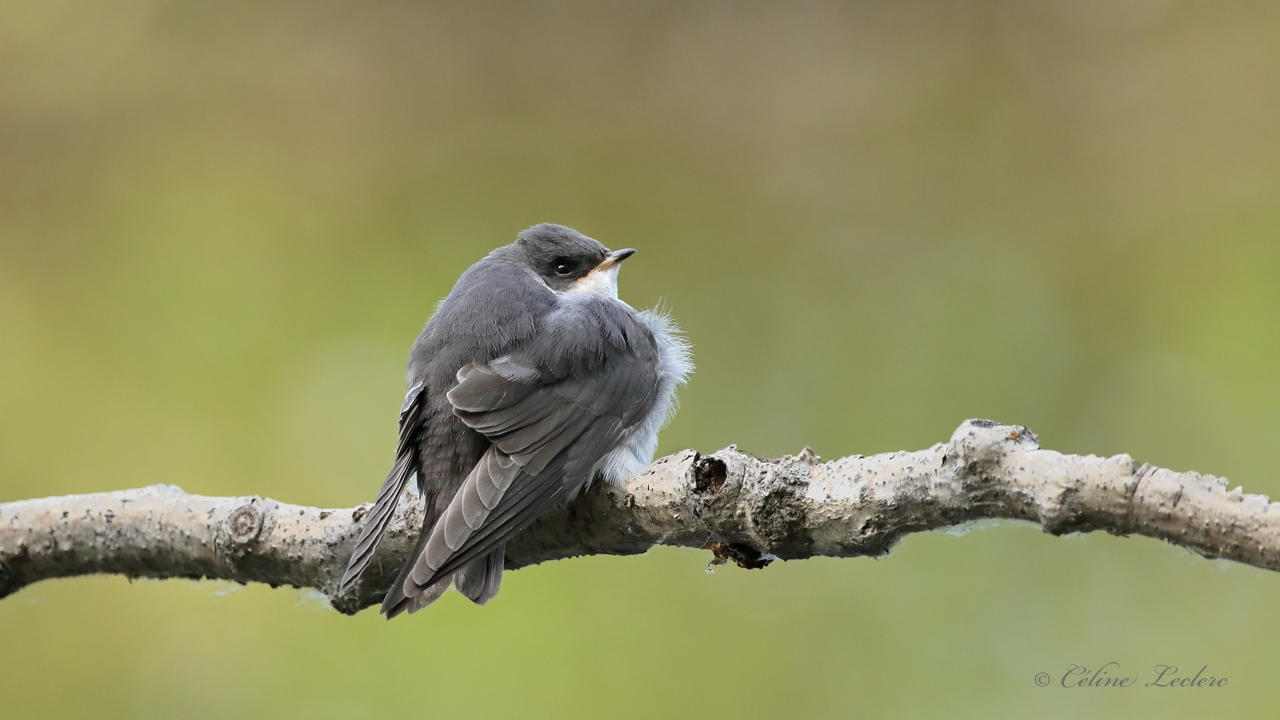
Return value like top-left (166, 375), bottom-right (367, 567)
top-left (3, 419), bottom-right (1278, 614)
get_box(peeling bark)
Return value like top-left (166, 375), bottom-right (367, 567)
top-left (3, 419), bottom-right (1278, 615)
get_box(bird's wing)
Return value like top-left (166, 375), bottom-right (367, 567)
top-left (338, 380), bottom-right (426, 595)
top-left (384, 299), bottom-right (659, 613)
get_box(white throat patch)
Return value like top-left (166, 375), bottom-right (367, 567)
top-left (568, 264), bottom-right (620, 299)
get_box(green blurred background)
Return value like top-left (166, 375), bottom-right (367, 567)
top-left (3, 1), bottom-right (1280, 717)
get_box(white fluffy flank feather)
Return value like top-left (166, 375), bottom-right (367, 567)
top-left (596, 305), bottom-right (694, 484)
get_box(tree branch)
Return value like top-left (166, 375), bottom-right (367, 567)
top-left (3, 419), bottom-right (1278, 614)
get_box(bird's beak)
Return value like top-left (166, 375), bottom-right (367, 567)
top-left (596, 248), bottom-right (636, 271)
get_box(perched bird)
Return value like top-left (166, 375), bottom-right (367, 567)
top-left (339, 223), bottom-right (692, 617)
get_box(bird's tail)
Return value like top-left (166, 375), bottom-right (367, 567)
top-left (383, 544), bottom-right (505, 618)
top-left (338, 451), bottom-right (415, 596)
top-left (454, 545), bottom-right (504, 605)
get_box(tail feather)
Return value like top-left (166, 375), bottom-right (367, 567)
top-left (383, 573), bottom-right (448, 618)
top-left (454, 545), bottom-right (505, 606)
top-left (404, 576), bottom-right (450, 614)
top-left (480, 545), bottom-right (504, 604)
top-left (381, 538), bottom-right (509, 618)
top-left (384, 446), bottom-right (520, 617)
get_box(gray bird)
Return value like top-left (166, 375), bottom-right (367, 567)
top-left (339, 223), bottom-right (692, 617)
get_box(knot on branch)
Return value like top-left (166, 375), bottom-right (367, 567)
top-left (225, 501), bottom-right (264, 545)
top-left (741, 453), bottom-right (815, 559)
top-left (944, 419), bottom-right (1039, 479)
top-left (693, 455), bottom-right (727, 494)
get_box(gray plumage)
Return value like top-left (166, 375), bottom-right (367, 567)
top-left (338, 223), bottom-right (692, 617)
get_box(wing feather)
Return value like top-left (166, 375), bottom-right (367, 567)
top-left (338, 381), bottom-right (426, 596)
top-left (388, 298), bottom-right (664, 613)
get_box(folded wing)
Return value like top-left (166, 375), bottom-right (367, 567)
top-left (338, 380), bottom-right (426, 596)
top-left (382, 300), bottom-right (660, 616)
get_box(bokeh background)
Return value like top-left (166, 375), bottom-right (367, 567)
top-left (3, 1), bottom-right (1280, 717)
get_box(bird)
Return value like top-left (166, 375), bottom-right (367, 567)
top-left (338, 223), bottom-right (692, 617)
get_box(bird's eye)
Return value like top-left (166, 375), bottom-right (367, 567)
top-left (554, 263), bottom-right (572, 276)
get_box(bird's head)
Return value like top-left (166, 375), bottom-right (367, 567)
top-left (516, 223), bottom-right (635, 297)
